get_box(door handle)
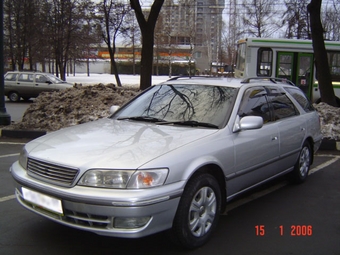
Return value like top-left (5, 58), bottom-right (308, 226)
top-left (272, 136), bottom-right (278, 141)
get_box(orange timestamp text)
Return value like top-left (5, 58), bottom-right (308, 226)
top-left (255, 225), bottom-right (313, 236)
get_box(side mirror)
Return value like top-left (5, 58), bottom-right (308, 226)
top-left (233, 115), bottom-right (263, 132)
top-left (110, 105), bottom-right (120, 114)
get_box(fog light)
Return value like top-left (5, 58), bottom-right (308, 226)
top-left (114, 217), bottom-right (151, 229)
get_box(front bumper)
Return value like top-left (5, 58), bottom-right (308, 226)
top-left (10, 161), bottom-right (184, 238)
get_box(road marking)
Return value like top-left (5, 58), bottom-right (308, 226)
top-left (309, 156), bottom-right (340, 174)
top-left (0, 195), bottom-right (16, 202)
top-left (0, 142), bottom-right (26, 145)
top-left (0, 153), bottom-right (20, 158)
top-left (223, 155), bottom-right (340, 215)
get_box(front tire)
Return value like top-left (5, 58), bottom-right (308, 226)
top-left (171, 173), bottom-right (221, 249)
top-left (291, 141), bottom-right (312, 183)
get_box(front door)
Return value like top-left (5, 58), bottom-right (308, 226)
top-left (276, 52), bottom-right (314, 99)
top-left (228, 87), bottom-right (280, 197)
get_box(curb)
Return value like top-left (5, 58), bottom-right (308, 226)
top-left (0, 129), bottom-right (47, 139)
top-left (319, 139), bottom-right (340, 151)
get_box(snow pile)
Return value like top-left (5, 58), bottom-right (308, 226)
top-left (313, 102), bottom-right (340, 140)
top-left (10, 84), bottom-right (140, 131)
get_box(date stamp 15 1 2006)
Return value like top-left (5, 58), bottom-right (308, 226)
top-left (255, 225), bottom-right (313, 236)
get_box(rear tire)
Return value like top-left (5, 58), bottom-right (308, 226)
top-left (171, 173), bottom-right (221, 249)
top-left (8, 92), bottom-right (20, 102)
top-left (291, 141), bottom-right (312, 183)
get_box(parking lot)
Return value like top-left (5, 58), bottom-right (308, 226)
top-left (1, 138), bottom-right (339, 255)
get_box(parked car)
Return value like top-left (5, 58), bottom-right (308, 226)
top-left (4, 71), bottom-right (73, 102)
top-left (10, 77), bottom-right (322, 249)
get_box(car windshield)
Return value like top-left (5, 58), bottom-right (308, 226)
top-left (113, 84), bottom-right (237, 128)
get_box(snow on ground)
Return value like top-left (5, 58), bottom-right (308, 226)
top-left (65, 73), bottom-right (169, 87)
top-left (3, 73), bottom-right (340, 140)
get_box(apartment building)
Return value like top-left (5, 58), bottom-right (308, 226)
top-left (156, 0), bottom-right (225, 73)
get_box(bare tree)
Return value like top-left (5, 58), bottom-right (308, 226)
top-left (240, 0), bottom-right (280, 38)
top-left (130, 0), bottom-right (165, 90)
top-left (308, 0), bottom-right (338, 107)
top-left (282, 0), bottom-right (310, 39)
top-left (322, 0), bottom-right (340, 41)
top-left (121, 11), bottom-right (141, 75)
top-left (4, 0), bottom-right (42, 71)
top-left (4, 0), bottom-right (97, 80)
top-left (97, 0), bottom-right (131, 87)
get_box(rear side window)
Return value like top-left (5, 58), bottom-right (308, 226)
top-left (18, 73), bottom-right (33, 82)
top-left (267, 87), bottom-right (298, 120)
top-left (5, 73), bottom-right (17, 81)
top-left (285, 87), bottom-right (315, 112)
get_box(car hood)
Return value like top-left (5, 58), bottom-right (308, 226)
top-left (56, 82), bottom-right (74, 89)
top-left (25, 118), bottom-right (218, 170)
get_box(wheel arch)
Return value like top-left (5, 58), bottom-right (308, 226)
top-left (304, 136), bottom-right (315, 164)
top-left (189, 164), bottom-right (227, 212)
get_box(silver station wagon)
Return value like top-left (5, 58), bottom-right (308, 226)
top-left (10, 77), bottom-right (322, 249)
top-left (4, 71), bottom-right (73, 101)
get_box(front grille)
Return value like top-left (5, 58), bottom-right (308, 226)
top-left (27, 158), bottom-right (79, 187)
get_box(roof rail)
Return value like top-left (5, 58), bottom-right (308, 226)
top-left (241, 77), bottom-right (296, 86)
top-left (166, 75), bottom-right (222, 81)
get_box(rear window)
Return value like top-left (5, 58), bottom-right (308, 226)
top-left (5, 73), bottom-right (18, 81)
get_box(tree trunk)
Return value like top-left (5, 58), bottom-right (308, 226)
top-left (140, 29), bottom-right (154, 90)
top-left (108, 45), bottom-right (122, 87)
top-left (308, 0), bottom-right (338, 106)
top-left (130, 0), bottom-right (165, 90)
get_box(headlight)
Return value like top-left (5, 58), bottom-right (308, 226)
top-left (78, 170), bottom-right (133, 188)
top-left (19, 147), bottom-right (28, 169)
top-left (78, 168), bottom-right (168, 189)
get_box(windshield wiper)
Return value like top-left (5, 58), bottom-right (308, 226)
top-left (117, 116), bottom-right (166, 123)
top-left (158, 120), bottom-right (219, 129)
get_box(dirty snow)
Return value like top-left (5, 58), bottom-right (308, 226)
top-left (3, 73), bottom-right (340, 140)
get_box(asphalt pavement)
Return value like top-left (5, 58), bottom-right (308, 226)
top-left (1, 140), bottom-right (339, 255)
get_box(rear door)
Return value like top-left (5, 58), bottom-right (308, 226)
top-left (17, 73), bottom-right (35, 97)
top-left (266, 86), bottom-right (305, 173)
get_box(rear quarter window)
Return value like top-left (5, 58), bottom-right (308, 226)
top-left (284, 87), bottom-right (315, 112)
top-left (5, 73), bottom-right (17, 81)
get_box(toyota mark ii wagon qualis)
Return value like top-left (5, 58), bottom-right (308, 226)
top-left (10, 77), bottom-right (322, 249)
